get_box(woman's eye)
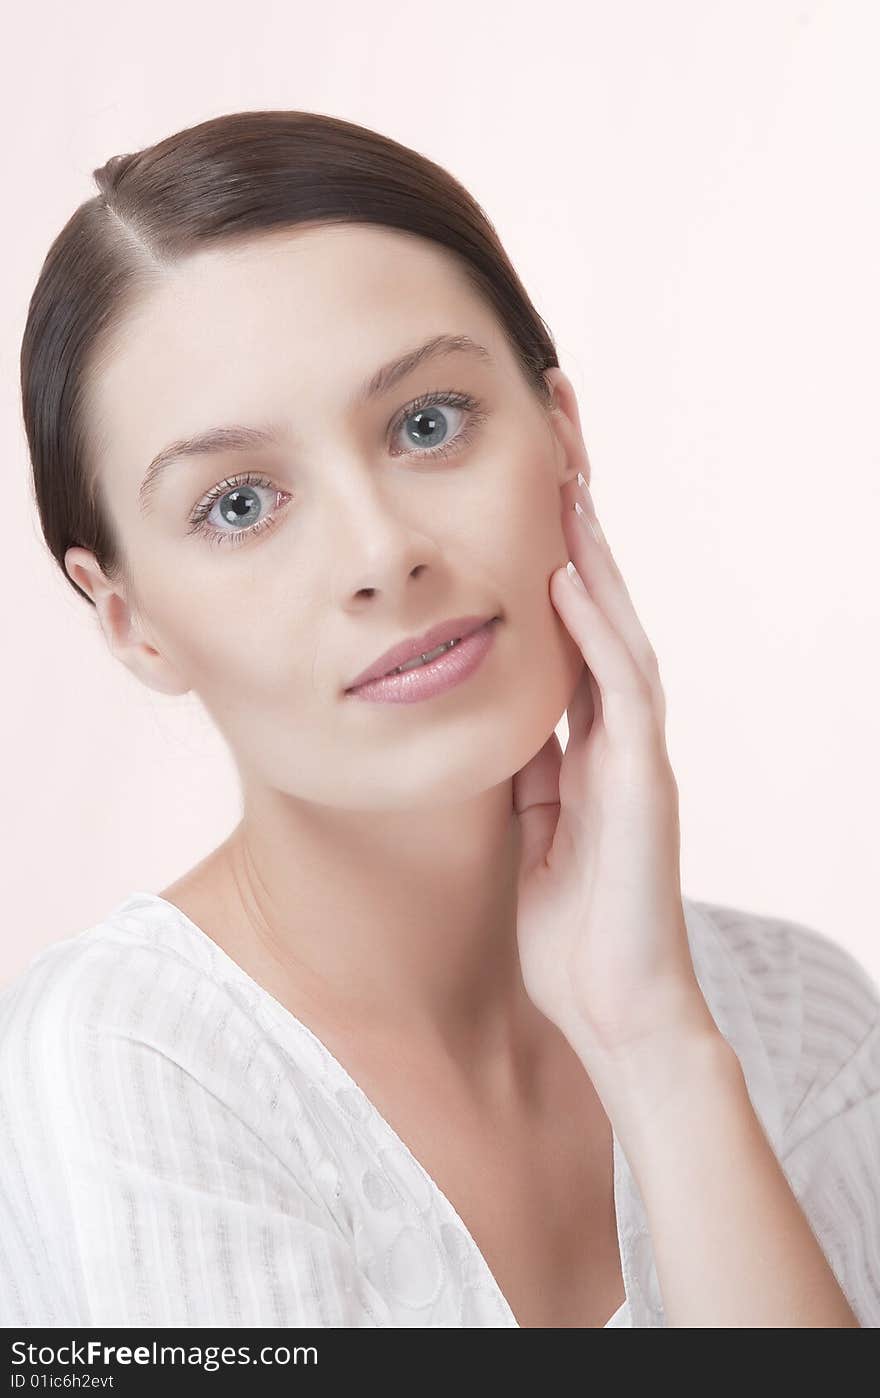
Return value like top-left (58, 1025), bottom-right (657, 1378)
top-left (390, 390), bottom-right (485, 460)
top-left (186, 475), bottom-right (288, 549)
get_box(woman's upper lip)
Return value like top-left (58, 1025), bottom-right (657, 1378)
top-left (345, 613), bottom-right (498, 691)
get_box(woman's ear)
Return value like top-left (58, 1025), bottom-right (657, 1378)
top-left (64, 545), bottom-right (191, 697)
top-left (542, 367), bottom-right (592, 491)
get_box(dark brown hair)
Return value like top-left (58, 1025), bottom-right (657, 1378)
top-left (21, 109), bottom-right (559, 608)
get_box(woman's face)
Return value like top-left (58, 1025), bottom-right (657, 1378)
top-left (73, 223), bottom-right (586, 810)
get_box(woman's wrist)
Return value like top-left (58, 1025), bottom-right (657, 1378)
top-left (572, 1013), bottom-right (742, 1161)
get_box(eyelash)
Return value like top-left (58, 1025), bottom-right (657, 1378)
top-left (185, 389), bottom-right (487, 549)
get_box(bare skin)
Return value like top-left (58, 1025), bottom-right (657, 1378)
top-left (66, 221), bottom-right (624, 1326)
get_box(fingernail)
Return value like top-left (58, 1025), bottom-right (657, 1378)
top-left (576, 471), bottom-right (595, 509)
top-left (566, 560), bottom-right (587, 592)
top-left (574, 500), bottom-right (602, 543)
top-left (576, 472), bottom-right (599, 516)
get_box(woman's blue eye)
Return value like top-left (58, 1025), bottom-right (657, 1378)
top-left (398, 402), bottom-right (460, 451)
top-left (390, 389), bottom-right (484, 460)
top-left (185, 475), bottom-right (286, 550)
top-left (187, 388), bottom-right (486, 549)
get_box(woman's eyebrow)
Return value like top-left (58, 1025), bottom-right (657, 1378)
top-left (137, 332), bottom-right (493, 515)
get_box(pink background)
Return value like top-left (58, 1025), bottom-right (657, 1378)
top-left (3, 1), bottom-right (878, 990)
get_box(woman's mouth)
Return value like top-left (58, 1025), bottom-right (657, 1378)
top-left (345, 617), bottom-right (500, 704)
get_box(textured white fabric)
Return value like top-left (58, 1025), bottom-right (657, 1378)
top-left (0, 889), bottom-right (878, 1328)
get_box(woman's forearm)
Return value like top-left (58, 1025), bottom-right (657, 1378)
top-left (581, 1026), bottom-right (861, 1327)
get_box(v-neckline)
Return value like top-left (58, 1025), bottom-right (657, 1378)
top-left (112, 889), bottom-right (630, 1329)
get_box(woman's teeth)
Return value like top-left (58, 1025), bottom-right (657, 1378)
top-left (386, 636), bottom-right (462, 676)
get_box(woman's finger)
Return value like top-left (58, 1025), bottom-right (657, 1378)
top-left (561, 476), bottom-right (665, 718)
top-left (550, 560), bottom-right (661, 752)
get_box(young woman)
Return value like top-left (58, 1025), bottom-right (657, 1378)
top-left (2, 109), bottom-right (878, 1328)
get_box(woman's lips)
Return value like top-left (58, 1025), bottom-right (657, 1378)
top-left (345, 613), bottom-right (498, 690)
top-left (345, 617), bottom-right (500, 704)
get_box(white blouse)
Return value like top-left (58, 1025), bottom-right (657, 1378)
top-left (0, 889), bottom-right (878, 1328)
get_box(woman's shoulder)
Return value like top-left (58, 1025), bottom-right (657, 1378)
top-left (683, 894), bottom-right (880, 1148)
top-left (0, 892), bottom-right (217, 1047)
top-left (0, 890), bottom-right (302, 1127)
top-left (0, 892), bottom-right (340, 1188)
top-left (687, 895), bottom-right (880, 1056)
top-left (687, 897), bottom-right (880, 1329)
top-left (0, 891), bottom-right (343, 1144)
top-left (0, 894), bottom-right (383, 1328)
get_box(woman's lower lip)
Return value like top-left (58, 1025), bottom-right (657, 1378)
top-left (346, 618), bottom-right (500, 704)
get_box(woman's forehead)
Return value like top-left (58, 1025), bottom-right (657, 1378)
top-left (88, 230), bottom-right (503, 513)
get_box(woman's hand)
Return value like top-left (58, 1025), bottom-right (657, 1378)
top-left (512, 474), bottom-right (718, 1078)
